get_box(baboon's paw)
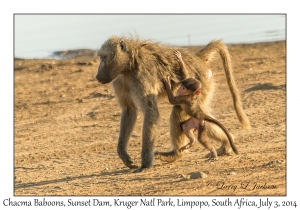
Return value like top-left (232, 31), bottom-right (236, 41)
top-left (205, 150), bottom-right (223, 158)
top-left (212, 146), bottom-right (233, 156)
top-left (208, 156), bottom-right (218, 161)
top-left (204, 152), bottom-right (218, 161)
top-left (128, 164), bottom-right (139, 169)
top-left (132, 167), bottom-right (151, 173)
top-left (123, 160), bottom-right (139, 169)
top-left (154, 152), bottom-right (172, 161)
top-left (153, 149), bottom-right (185, 163)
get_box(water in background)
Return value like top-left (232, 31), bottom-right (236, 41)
top-left (14, 14), bottom-right (285, 59)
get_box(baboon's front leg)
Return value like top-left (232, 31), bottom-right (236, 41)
top-left (134, 96), bottom-right (159, 173)
top-left (113, 76), bottom-right (138, 169)
top-left (117, 107), bottom-right (138, 169)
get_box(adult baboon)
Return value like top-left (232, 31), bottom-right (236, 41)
top-left (95, 36), bottom-right (250, 172)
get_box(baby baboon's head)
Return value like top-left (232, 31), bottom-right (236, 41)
top-left (181, 78), bottom-right (202, 92)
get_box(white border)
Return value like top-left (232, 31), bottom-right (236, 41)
top-left (1, 1), bottom-right (298, 209)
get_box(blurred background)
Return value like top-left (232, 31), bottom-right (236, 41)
top-left (14, 14), bottom-right (285, 59)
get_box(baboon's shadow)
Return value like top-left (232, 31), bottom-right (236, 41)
top-left (14, 169), bottom-right (132, 190)
top-left (245, 83), bottom-right (286, 92)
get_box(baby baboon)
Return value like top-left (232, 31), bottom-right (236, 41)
top-left (162, 51), bottom-right (237, 160)
top-left (95, 36), bottom-right (250, 172)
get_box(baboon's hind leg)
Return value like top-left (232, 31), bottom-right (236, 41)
top-left (197, 121), bottom-right (218, 160)
top-left (155, 105), bottom-right (188, 162)
top-left (205, 121), bottom-right (235, 157)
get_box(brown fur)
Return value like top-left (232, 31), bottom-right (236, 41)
top-left (96, 36), bottom-right (250, 171)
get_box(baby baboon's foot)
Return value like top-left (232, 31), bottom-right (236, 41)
top-left (205, 147), bottom-right (232, 158)
top-left (179, 141), bottom-right (195, 152)
top-left (208, 151), bottom-right (218, 161)
top-left (179, 144), bottom-right (191, 152)
top-left (205, 158), bottom-right (218, 163)
top-left (205, 148), bottom-right (219, 159)
top-left (216, 146), bottom-right (233, 156)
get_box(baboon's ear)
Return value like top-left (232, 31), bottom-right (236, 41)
top-left (194, 88), bottom-right (201, 95)
top-left (120, 40), bottom-right (127, 52)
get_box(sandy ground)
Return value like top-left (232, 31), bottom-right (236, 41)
top-left (14, 40), bottom-right (286, 196)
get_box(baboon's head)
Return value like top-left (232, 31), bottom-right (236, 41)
top-left (96, 37), bottom-right (130, 84)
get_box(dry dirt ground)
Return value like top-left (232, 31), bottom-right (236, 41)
top-left (14, 41), bottom-right (286, 196)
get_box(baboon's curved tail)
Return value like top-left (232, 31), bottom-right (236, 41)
top-left (205, 115), bottom-right (238, 154)
top-left (196, 40), bottom-right (251, 129)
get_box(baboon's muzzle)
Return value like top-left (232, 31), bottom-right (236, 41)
top-left (96, 75), bottom-right (109, 84)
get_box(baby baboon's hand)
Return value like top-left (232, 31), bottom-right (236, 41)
top-left (162, 77), bottom-right (167, 83)
top-left (166, 76), bottom-right (171, 86)
top-left (162, 76), bottom-right (171, 88)
top-left (174, 50), bottom-right (182, 62)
